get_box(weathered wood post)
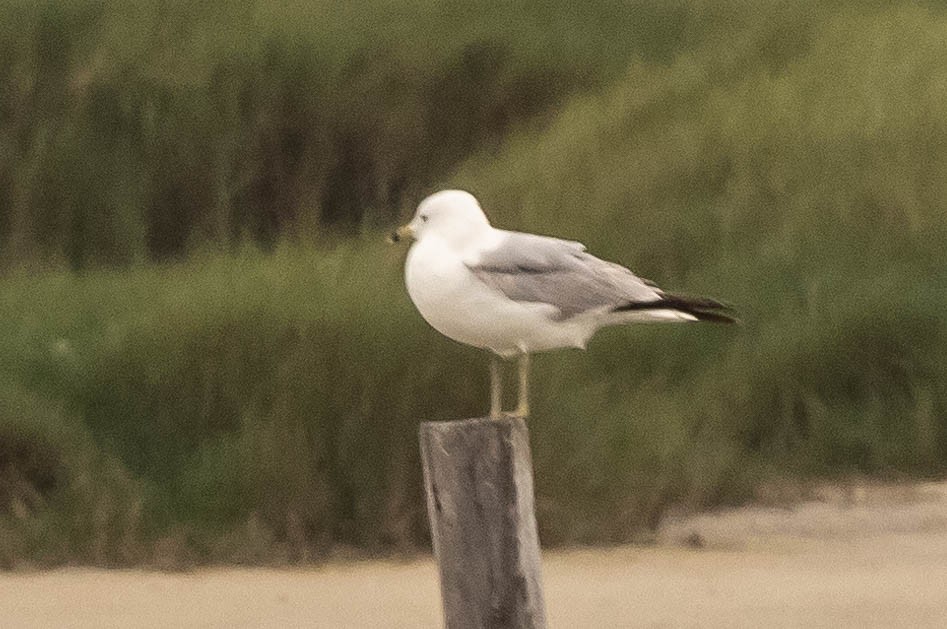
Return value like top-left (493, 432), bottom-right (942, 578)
top-left (419, 416), bottom-right (546, 629)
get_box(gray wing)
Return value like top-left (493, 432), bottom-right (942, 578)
top-left (466, 231), bottom-right (661, 320)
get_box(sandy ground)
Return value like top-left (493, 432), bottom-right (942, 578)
top-left (4, 482), bottom-right (947, 628)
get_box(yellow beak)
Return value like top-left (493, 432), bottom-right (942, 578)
top-left (387, 224), bottom-right (415, 243)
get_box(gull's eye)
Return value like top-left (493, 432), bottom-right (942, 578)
top-left (420, 214), bottom-right (429, 222)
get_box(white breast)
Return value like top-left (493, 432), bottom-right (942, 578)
top-left (404, 237), bottom-right (594, 356)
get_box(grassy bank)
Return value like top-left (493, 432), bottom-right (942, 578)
top-left (0, 0), bottom-right (691, 269)
top-left (1, 1), bottom-right (946, 566)
top-left (2, 242), bottom-right (944, 566)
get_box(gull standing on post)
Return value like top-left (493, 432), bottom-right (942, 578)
top-left (390, 190), bottom-right (735, 419)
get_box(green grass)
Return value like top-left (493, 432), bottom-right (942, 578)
top-left (1, 0), bottom-right (947, 565)
top-left (0, 0), bottom-right (695, 268)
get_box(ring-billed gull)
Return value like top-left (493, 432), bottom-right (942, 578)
top-left (390, 190), bottom-right (735, 419)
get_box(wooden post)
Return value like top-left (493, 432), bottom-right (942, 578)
top-left (419, 416), bottom-right (546, 629)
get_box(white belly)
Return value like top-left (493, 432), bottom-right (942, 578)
top-left (404, 239), bottom-right (591, 356)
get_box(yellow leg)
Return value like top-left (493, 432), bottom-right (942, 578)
top-left (514, 353), bottom-right (530, 418)
top-left (490, 354), bottom-right (503, 419)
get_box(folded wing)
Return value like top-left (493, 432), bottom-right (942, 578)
top-left (466, 231), bottom-right (666, 320)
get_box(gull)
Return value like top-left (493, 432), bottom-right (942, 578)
top-left (389, 190), bottom-right (735, 419)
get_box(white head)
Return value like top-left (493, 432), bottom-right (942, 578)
top-left (391, 190), bottom-right (492, 246)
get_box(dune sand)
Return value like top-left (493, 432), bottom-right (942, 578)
top-left (4, 482), bottom-right (947, 628)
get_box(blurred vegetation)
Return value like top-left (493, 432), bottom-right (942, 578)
top-left (0, 0), bottom-right (668, 268)
top-left (2, 0), bottom-right (947, 566)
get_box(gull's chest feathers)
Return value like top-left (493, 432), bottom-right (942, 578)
top-left (403, 235), bottom-right (584, 355)
top-left (404, 237), bottom-right (514, 352)
top-left (405, 238), bottom-right (479, 314)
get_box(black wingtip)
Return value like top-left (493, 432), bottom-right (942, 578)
top-left (614, 293), bottom-right (739, 325)
top-left (687, 309), bottom-right (740, 325)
